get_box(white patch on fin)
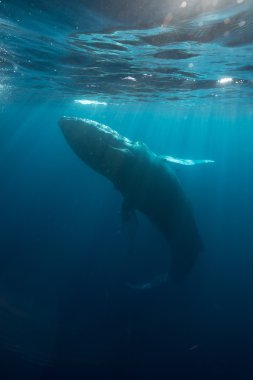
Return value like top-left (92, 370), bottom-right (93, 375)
top-left (161, 155), bottom-right (215, 166)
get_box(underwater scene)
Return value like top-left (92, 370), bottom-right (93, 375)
top-left (1, 0), bottom-right (253, 379)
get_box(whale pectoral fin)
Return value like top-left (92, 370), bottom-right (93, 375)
top-left (161, 155), bottom-right (215, 166)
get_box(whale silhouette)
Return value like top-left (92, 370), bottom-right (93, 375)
top-left (59, 117), bottom-right (212, 280)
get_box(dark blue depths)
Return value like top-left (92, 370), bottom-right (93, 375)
top-left (1, 102), bottom-right (253, 380)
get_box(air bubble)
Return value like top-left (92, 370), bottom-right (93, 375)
top-left (180, 2), bottom-right (187, 9)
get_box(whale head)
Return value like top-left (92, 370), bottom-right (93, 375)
top-left (59, 116), bottom-right (113, 151)
top-left (59, 116), bottom-right (134, 179)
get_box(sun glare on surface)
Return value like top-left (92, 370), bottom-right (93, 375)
top-left (218, 77), bottom-right (233, 85)
top-left (74, 99), bottom-right (107, 106)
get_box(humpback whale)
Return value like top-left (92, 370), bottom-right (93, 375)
top-left (59, 117), bottom-right (212, 280)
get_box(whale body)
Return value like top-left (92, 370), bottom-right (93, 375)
top-left (59, 116), bottom-right (204, 280)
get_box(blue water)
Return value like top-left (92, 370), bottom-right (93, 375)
top-left (1, 1), bottom-right (253, 379)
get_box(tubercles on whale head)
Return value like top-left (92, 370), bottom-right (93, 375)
top-left (59, 116), bottom-right (99, 135)
top-left (59, 117), bottom-right (101, 164)
top-left (59, 117), bottom-right (105, 147)
top-left (58, 116), bottom-right (134, 179)
top-left (59, 117), bottom-right (132, 156)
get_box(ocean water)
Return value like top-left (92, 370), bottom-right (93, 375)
top-left (1, 1), bottom-right (253, 379)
